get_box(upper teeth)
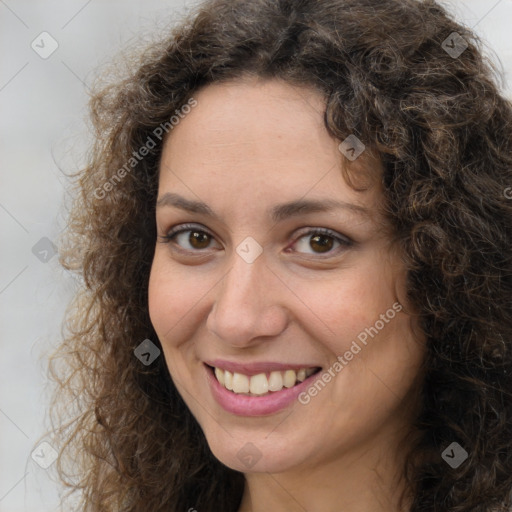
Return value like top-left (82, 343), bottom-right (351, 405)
top-left (214, 367), bottom-right (317, 396)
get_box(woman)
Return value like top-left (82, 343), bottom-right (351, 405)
top-left (47, 0), bottom-right (512, 510)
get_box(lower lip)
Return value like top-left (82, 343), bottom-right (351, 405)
top-left (204, 365), bottom-right (320, 417)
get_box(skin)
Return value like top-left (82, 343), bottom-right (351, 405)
top-left (148, 77), bottom-right (426, 512)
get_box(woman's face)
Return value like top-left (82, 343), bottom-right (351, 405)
top-left (148, 78), bottom-right (425, 474)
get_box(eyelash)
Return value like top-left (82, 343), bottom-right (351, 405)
top-left (158, 223), bottom-right (353, 257)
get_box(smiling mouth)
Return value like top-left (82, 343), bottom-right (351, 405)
top-left (206, 365), bottom-right (322, 396)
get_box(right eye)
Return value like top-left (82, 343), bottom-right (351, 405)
top-left (158, 223), bottom-right (221, 253)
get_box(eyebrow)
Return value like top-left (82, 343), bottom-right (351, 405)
top-left (156, 192), bottom-right (370, 222)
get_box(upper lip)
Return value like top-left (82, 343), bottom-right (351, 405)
top-left (204, 359), bottom-right (321, 377)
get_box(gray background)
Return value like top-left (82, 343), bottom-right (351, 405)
top-left (1, 1), bottom-right (511, 510)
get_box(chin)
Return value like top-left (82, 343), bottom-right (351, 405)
top-left (203, 426), bottom-right (311, 474)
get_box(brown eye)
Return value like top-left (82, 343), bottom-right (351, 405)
top-left (291, 228), bottom-right (352, 256)
top-left (160, 224), bottom-right (219, 252)
top-left (188, 230), bottom-right (211, 249)
top-left (309, 234), bottom-right (334, 253)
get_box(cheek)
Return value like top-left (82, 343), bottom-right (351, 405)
top-left (320, 261), bottom-right (423, 416)
top-left (147, 251), bottom-right (204, 364)
top-left (292, 257), bottom-right (400, 351)
top-left (147, 253), bottom-right (202, 388)
top-left (148, 250), bottom-right (203, 332)
top-left (148, 258), bottom-right (176, 336)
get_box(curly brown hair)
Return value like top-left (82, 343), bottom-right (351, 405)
top-left (45, 0), bottom-right (512, 510)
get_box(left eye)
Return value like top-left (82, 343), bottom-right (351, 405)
top-left (291, 229), bottom-right (351, 255)
top-left (159, 224), bottom-right (352, 256)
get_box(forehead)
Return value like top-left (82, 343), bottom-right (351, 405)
top-left (163, 78), bottom-right (330, 162)
top-left (158, 78), bottom-right (383, 218)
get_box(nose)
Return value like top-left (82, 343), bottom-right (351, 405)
top-left (206, 248), bottom-right (289, 348)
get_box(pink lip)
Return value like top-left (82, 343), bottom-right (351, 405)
top-left (204, 359), bottom-right (320, 377)
top-left (204, 363), bottom-right (321, 417)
